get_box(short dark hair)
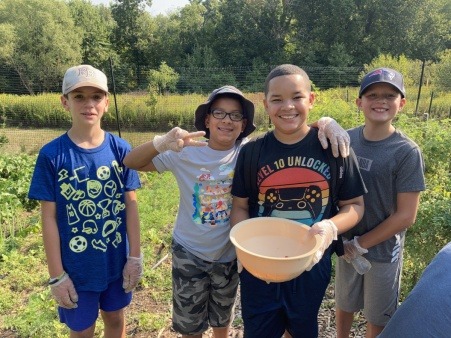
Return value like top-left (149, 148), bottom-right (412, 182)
top-left (264, 64), bottom-right (311, 95)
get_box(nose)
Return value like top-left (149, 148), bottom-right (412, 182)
top-left (84, 98), bottom-right (96, 107)
top-left (282, 100), bottom-right (295, 110)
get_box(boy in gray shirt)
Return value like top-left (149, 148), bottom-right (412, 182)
top-left (335, 68), bottom-right (426, 338)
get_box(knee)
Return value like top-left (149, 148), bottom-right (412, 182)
top-left (101, 309), bottom-right (125, 328)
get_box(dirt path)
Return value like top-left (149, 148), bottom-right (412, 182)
top-left (126, 282), bottom-right (367, 337)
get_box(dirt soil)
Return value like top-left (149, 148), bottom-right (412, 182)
top-left (0, 278), bottom-right (367, 337)
top-left (125, 283), bottom-right (368, 338)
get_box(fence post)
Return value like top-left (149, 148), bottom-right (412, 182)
top-left (415, 60), bottom-right (425, 116)
top-left (108, 57), bottom-right (121, 138)
top-left (427, 91), bottom-right (434, 117)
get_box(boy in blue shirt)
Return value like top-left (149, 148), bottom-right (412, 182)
top-left (28, 65), bottom-right (142, 337)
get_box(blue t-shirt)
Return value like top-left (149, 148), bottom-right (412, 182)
top-left (28, 132), bottom-right (141, 292)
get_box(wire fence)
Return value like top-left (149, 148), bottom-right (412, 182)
top-left (0, 65), bottom-right (450, 154)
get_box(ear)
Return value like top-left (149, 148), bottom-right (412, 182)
top-left (355, 97), bottom-right (362, 109)
top-left (205, 114), bottom-right (211, 128)
top-left (398, 97), bottom-right (407, 111)
top-left (309, 92), bottom-right (315, 108)
top-left (104, 96), bottom-right (109, 113)
top-left (60, 95), bottom-right (70, 111)
top-left (241, 119), bottom-right (247, 132)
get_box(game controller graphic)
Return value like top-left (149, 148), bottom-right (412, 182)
top-left (264, 185), bottom-right (322, 219)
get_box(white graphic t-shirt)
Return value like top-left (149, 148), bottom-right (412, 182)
top-left (153, 139), bottom-right (247, 262)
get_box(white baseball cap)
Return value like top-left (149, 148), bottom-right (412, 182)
top-left (62, 65), bottom-right (108, 95)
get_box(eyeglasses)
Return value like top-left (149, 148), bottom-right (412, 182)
top-left (210, 109), bottom-right (244, 121)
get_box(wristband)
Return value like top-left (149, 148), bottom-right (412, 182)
top-left (48, 271), bottom-right (66, 285)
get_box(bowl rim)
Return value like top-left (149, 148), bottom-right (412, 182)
top-left (229, 217), bottom-right (322, 261)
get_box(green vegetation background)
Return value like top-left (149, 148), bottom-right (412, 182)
top-left (1, 86), bottom-right (450, 336)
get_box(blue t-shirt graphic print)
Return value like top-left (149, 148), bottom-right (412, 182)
top-left (28, 132), bottom-right (140, 292)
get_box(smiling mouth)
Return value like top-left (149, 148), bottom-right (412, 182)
top-left (279, 114), bottom-right (298, 120)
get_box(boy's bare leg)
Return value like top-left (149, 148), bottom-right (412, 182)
top-left (101, 309), bottom-right (126, 338)
top-left (336, 308), bottom-right (354, 338)
top-left (182, 335), bottom-right (201, 338)
top-left (70, 325), bottom-right (95, 338)
top-left (212, 326), bottom-right (229, 338)
top-left (366, 322), bottom-right (384, 338)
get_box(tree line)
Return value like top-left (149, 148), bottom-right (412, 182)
top-left (0, 0), bottom-right (449, 95)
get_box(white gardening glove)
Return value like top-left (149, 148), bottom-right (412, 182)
top-left (153, 127), bottom-right (207, 153)
top-left (50, 273), bottom-right (79, 309)
top-left (306, 219), bottom-right (338, 271)
top-left (237, 260), bottom-right (243, 273)
top-left (343, 236), bottom-right (368, 263)
top-left (317, 117), bottom-right (350, 158)
top-left (122, 254), bottom-right (144, 293)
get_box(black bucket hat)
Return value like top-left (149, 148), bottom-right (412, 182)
top-left (194, 85), bottom-right (256, 140)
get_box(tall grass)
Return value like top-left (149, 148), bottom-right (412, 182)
top-left (0, 172), bottom-right (179, 337)
top-left (1, 86), bottom-right (448, 133)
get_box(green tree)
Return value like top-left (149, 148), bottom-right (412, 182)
top-left (148, 62), bottom-right (179, 94)
top-left (0, 24), bottom-right (15, 60)
top-left (406, 0), bottom-right (451, 61)
top-left (432, 49), bottom-right (451, 91)
top-left (289, 0), bottom-right (358, 66)
top-left (0, 0), bottom-right (81, 94)
top-left (111, 0), bottom-right (153, 88)
top-left (67, 0), bottom-right (118, 68)
top-left (178, 45), bottom-right (237, 93)
top-left (363, 54), bottom-right (422, 88)
top-left (204, 0), bottom-right (289, 68)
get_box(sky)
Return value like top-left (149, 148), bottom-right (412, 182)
top-left (90, 0), bottom-right (190, 16)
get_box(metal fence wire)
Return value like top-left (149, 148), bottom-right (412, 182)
top-left (0, 65), bottom-right (450, 154)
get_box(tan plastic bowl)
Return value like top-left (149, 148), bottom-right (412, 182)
top-left (230, 217), bottom-right (322, 283)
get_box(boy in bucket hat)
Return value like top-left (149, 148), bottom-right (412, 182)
top-left (124, 85), bottom-right (349, 337)
top-left (28, 65), bottom-right (142, 337)
top-left (335, 68), bottom-right (425, 338)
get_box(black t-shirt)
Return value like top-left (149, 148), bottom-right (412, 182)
top-left (232, 129), bottom-right (366, 225)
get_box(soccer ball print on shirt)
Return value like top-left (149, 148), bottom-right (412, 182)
top-left (60, 160), bottom-right (126, 253)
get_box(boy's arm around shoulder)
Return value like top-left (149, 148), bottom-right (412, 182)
top-left (123, 127), bottom-right (207, 172)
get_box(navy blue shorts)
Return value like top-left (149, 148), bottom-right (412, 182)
top-left (58, 277), bottom-right (132, 332)
top-left (240, 252), bottom-right (332, 338)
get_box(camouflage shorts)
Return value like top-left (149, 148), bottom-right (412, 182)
top-left (171, 240), bottom-right (239, 335)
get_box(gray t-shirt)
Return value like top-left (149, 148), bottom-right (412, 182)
top-left (153, 139), bottom-right (247, 262)
top-left (345, 126), bottom-right (425, 262)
